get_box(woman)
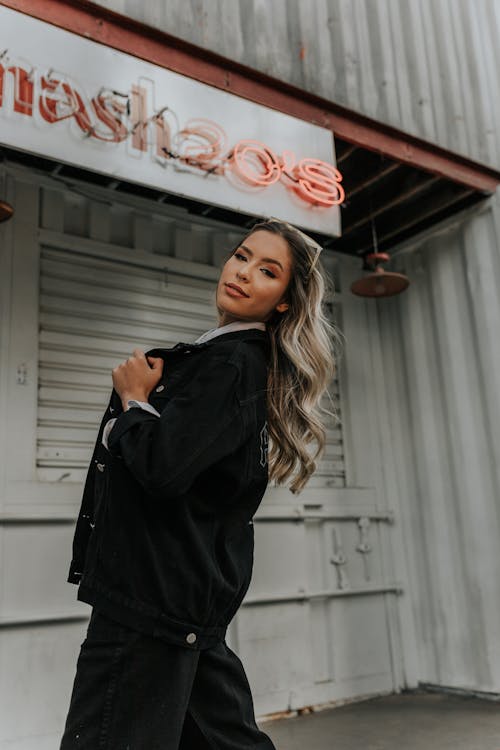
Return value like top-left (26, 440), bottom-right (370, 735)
top-left (60, 218), bottom-right (343, 749)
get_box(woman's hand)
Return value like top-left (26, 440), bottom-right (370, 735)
top-left (112, 348), bottom-right (164, 408)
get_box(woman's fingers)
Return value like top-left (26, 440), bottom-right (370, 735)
top-left (146, 356), bottom-right (163, 371)
top-left (111, 350), bottom-right (164, 399)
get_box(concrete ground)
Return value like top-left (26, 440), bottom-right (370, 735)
top-left (260, 690), bottom-right (500, 750)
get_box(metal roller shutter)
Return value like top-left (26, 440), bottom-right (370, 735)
top-left (37, 243), bottom-right (220, 482)
top-left (36, 186), bottom-right (345, 489)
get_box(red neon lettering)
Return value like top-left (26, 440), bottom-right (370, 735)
top-left (39, 76), bottom-right (92, 133)
top-left (231, 140), bottom-right (281, 186)
top-left (130, 84), bottom-right (148, 152)
top-left (0, 66), bottom-right (34, 115)
top-left (91, 92), bottom-right (128, 143)
top-left (176, 118), bottom-right (227, 174)
top-left (154, 112), bottom-right (171, 159)
top-left (280, 150), bottom-right (296, 173)
top-left (292, 158), bottom-right (345, 206)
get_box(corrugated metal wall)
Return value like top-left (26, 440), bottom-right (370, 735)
top-left (89, 0), bottom-right (500, 694)
top-left (382, 194), bottom-right (500, 693)
top-left (93, 0), bottom-right (500, 169)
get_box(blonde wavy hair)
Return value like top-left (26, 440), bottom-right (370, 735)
top-left (219, 218), bottom-right (344, 494)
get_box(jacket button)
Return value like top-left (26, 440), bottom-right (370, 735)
top-left (96, 463), bottom-right (105, 472)
top-left (155, 384), bottom-right (165, 392)
top-left (186, 632), bottom-right (197, 644)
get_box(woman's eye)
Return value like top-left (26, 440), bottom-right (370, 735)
top-left (234, 252), bottom-right (275, 278)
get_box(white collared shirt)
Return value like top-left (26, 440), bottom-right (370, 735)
top-left (102, 320), bottom-right (267, 449)
top-left (194, 319), bottom-right (266, 344)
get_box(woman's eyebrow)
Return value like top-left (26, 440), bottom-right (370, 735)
top-left (239, 244), bottom-right (284, 271)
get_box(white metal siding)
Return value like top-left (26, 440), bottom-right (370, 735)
top-left (378, 196), bottom-right (500, 693)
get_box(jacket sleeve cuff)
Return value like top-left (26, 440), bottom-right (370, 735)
top-left (107, 409), bottom-right (159, 458)
top-left (102, 418), bottom-right (118, 451)
top-left (132, 401), bottom-right (161, 417)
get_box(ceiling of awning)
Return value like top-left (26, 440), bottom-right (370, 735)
top-left (324, 136), bottom-right (490, 257)
top-left (0, 139), bottom-right (493, 260)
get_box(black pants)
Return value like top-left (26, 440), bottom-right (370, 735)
top-left (59, 608), bottom-right (277, 750)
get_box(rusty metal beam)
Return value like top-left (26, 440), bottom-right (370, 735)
top-left (336, 143), bottom-right (358, 165)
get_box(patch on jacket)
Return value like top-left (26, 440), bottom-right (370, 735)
top-left (259, 420), bottom-right (269, 467)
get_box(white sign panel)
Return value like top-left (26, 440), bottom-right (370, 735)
top-left (0, 6), bottom-right (344, 234)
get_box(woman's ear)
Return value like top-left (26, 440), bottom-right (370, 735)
top-left (275, 300), bottom-right (289, 314)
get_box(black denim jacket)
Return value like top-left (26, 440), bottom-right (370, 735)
top-left (67, 327), bottom-right (270, 650)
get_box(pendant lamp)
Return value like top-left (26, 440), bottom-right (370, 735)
top-left (351, 214), bottom-right (409, 298)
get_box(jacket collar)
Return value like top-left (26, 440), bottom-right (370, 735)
top-left (146, 327), bottom-right (270, 357)
top-left (194, 320), bottom-right (266, 344)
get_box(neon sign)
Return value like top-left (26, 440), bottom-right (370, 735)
top-left (0, 59), bottom-right (345, 209)
top-left (0, 6), bottom-right (343, 233)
